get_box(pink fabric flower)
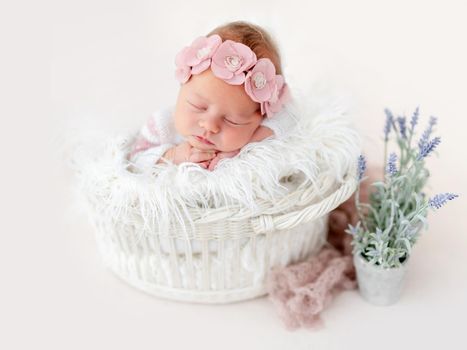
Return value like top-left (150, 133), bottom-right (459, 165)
top-left (174, 47), bottom-right (192, 83)
top-left (244, 58), bottom-right (277, 103)
top-left (185, 35), bottom-right (222, 74)
top-left (174, 34), bottom-right (290, 118)
top-left (211, 40), bottom-right (257, 85)
top-left (261, 75), bottom-right (291, 118)
top-left (174, 35), bottom-right (222, 83)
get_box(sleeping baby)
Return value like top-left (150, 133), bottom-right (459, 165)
top-left (130, 21), bottom-right (298, 171)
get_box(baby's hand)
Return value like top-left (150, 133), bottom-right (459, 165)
top-left (207, 150), bottom-right (240, 171)
top-left (159, 142), bottom-right (217, 169)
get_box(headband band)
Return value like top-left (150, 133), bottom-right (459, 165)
top-left (175, 34), bottom-right (290, 118)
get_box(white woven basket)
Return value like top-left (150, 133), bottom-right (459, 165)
top-left (74, 99), bottom-right (360, 303)
top-left (89, 170), bottom-right (356, 304)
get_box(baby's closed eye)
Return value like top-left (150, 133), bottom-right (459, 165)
top-left (224, 117), bottom-right (248, 126)
top-left (187, 99), bottom-right (251, 126)
top-left (188, 101), bottom-right (207, 111)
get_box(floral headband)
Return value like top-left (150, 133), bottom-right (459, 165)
top-left (175, 34), bottom-right (290, 118)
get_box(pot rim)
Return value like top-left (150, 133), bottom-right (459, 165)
top-left (354, 252), bottom-right (409, 270)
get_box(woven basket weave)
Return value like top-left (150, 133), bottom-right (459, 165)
top-left (92, 170), bottom-right (356, 303)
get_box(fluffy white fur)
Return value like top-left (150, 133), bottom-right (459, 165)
top-left (71, 93), bottom-right (361, 241)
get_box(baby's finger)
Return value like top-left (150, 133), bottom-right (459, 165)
top-left (189, 151), bottom-right (217, 163)
top-left (191, 147), bottom-right (215, 153)
top-left (199, 160), bottom-right (210, 169)
top-left (208, 156), bottom-right (220, 171)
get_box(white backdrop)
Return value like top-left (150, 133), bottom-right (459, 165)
top-left (2, 0), bottom-right (466, 349)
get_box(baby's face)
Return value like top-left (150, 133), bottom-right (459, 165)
top-left (173, 69), bottom-right (263, 152)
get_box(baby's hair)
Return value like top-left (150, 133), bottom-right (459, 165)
top-left (207, 21), bottom-right (283, 75)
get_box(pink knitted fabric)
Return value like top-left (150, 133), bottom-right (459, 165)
top-left (266, 246), bottom-right (356, 330)
top-left (266, 166), bottom-right (378, 330)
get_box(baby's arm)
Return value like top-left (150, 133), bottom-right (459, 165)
top-left (129, 114), bottom-right (174, 168)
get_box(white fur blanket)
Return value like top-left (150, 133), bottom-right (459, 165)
top-left (71, 95), bottom-right (361, 236)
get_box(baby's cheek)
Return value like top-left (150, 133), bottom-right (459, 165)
top-left (222, 127), bottom-right (253, 151)
top-left (174, 111), bottom-right (196, 135)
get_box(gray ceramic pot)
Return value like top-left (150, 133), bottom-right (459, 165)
top-left (353, 253), bottom-right (409, 306)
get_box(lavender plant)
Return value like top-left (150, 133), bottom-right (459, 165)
top-left (346, 107), bottom-right (458, 268)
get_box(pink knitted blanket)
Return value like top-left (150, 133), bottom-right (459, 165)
top-left (266, 245), bottom-right (356, 330)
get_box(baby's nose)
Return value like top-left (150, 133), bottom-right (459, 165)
top-left (199, 118), bottom-right (220, 133)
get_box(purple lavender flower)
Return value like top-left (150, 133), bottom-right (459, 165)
top-left (386, 152), bottom-right (398, 176)
top-left (410, 106), bottom-right (419, 133)
top-left (347, 222), bottom-right (361, 236)
top-left (357, 155), bottom-right (366, 181)
top-left (418, 116), bottom-right (438, 149)
top-left (417, 137), bottom-right (441, 160)
top-left (429, 193), bottom-right (459, 209)
top-left (397, 116), bottom-right (407, 139)
top-left (384, 108), bottom-right (394, 141)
